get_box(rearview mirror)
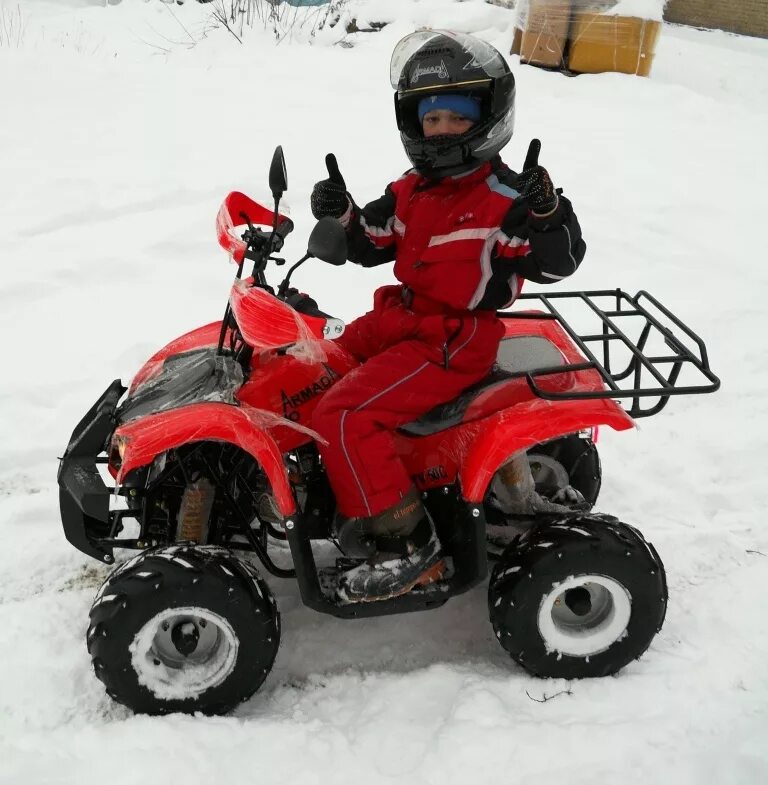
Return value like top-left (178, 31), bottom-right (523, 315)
top-left (269, 146), bottom-right (287, 201)
top-left (307, 217), bottom-right (347, 266)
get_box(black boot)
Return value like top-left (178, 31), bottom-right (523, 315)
top-left (336, 492), bottom-right (445, 603)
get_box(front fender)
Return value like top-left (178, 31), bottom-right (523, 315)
top-left (115, 402), bottom-right (295, 516)
top-left (130, 322), bottom-right (222, 393)
top-left (460, 399), bottom-right (634, 503)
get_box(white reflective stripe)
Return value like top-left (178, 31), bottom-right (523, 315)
top-left (428, 227), bottom-right (496, 247)
top-left (467, 230), bottom-right (503, 310)
top-left (341, 360), bottom-right (431, 515)
top-left (563, 225), bottom-right (578, 272)
top-left (340, 409), bottom-right (372, 517)
top-left (361, 214), bottom-right (395, 238)
top-left (501, 273), bottom-right (520, 308)
top-left (539, 226), bottom-right (577, 281)
top-left (448, 317), bottom-right (478, 360)
top-left (394, 216), bottom-right (406, 236)
top-left (338, 201), bottom-right (354, 228)
top-left (354, 362), bottom-right (431, 414)
top-left (495, 230), bottom-right (526, 248)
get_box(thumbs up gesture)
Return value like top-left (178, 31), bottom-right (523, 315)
top-left (311, 153), bottom-right (351, 221)
top-left (516, 139), bottom-right (560, 216)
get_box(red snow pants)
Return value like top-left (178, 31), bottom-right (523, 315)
top-left (311, 285), bottom-right (504, 519)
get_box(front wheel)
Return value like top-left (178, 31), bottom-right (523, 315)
top-left (87, 545), bottom-right (280, 715)
top-left (488, 514), bottom-right (667, 679)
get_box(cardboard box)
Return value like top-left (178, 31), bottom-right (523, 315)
top-left (518, 0), bottom-right (572, 69)
top-left (568, 12), bottom-right (662, 76)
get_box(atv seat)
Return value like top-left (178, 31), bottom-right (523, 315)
top-left (399, 335), bottom-right (566, 437)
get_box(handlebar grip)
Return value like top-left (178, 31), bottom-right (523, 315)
top-left (297, 308), bottom-right (345, 340)
top-left (275, 217), bottom-right (294, 240)
top-left (302, 306), bottom-right (333, 320)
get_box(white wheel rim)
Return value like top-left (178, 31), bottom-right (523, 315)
top-left (537, 574), bottom-right (631, 658)
top-left (130, 606), bottom-right (239, 701)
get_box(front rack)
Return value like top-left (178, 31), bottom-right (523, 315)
top-left (499, 289), bottom-right (721, 419)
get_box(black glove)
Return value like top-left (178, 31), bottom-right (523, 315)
top-left (516, 139), bottom-right (559, 216)
top-left (311, 153), bottom-right (350, 220)
top-left (285, 287), bottom-right (320, 315)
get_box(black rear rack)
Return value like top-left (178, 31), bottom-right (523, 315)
top-left (499, 289), bottom-right (720, 419)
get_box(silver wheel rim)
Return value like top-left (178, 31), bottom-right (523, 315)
top-left (130, 607), bottom-right (239, 700)
top-left (537, 574), bottom-right (631, 658)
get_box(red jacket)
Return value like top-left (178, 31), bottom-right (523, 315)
top-left (345, 157), bottom-right (586, 312)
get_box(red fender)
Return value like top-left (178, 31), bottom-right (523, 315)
top-left (216, 191), bottom-right (290, 264)
top-left (115, 403), bottom-right (295, 516)
top-left (130, 322), bottom-right (222, 393)
top-left (460, 399), bottom-right (635, 503)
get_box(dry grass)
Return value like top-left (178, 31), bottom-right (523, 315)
top-left (0, 4), bottom-right (25, 48)
top-left (207, 0), bottom-right (349, 43)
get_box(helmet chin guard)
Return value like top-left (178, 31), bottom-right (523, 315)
top-left (391, 30), bottom-right (516, 178)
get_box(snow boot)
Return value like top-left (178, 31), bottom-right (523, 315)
top-left (489, 453), bottom-right (589, 515)
top-left (336, 490), bottom-right (445, 603)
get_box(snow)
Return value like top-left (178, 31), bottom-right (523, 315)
top-left (1, 1), bottom-right (767, 784)
top-left (605, 1), bottom-right (668, 22)
top-left (517, 1), bottom-right (668, 24)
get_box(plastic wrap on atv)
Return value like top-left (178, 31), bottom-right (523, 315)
top-left (61, 146), bottom-right (722, 715)
top-left (499, 289), bottom-right (721, 418)
top-left (118, 348), bottom-right (243, 423)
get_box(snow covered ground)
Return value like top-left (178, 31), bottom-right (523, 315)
top-left (1, 1), bottom-right (767, 783)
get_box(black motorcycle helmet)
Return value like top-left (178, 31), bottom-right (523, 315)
top-left (391, 30), bottom-right (516, 178)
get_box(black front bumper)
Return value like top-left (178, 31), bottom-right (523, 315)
top-left (58, 379), bottom-right (126, 563)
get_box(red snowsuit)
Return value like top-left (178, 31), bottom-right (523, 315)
top-left (311, 157), bottom-right (585, 518)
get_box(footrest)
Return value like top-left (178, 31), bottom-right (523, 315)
top-left (318, 558), bottom-right (364, 595)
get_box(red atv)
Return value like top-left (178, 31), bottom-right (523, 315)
top-left (58, 148), bottom-right (720, 715)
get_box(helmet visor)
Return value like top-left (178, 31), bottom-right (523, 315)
top-left (390, 29), bottom-right (508, 90)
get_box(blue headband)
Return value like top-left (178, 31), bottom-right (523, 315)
top-left (417, 94), bottom-right (482, 123)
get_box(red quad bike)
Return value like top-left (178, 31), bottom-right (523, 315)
top-left (59, 148), bottom-right (720, 715)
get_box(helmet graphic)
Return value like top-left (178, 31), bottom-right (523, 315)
top-left (390, 30), bottom-right (516, 178)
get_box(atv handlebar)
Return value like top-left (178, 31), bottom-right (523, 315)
top-left (217, 148), bottom-right (347, 359)
top-left (243, 217), bottom-right (293, 258)
top-left (273, 217), bottom-right (294, 248)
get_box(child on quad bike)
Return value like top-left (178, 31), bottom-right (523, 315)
top-left (308, 30), bottom-right (587, 603)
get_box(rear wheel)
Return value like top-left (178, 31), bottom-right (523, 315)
top-left (87, 544), bottom-right (280, 715)
top-left (488, 514), bottom-right (667, 679)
